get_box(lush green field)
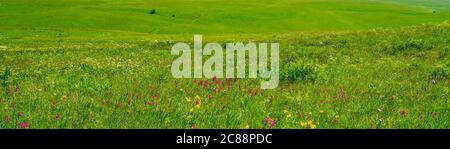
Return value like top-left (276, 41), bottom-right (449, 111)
top-left (0, 0), bottom-right (449, 128)
top-left (1, 0), bottom-right (450, 34)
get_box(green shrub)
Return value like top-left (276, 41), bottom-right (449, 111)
top-left (280, 61), bottom-right (320, 83)
top-left (392, 39), bottom-right (433, 51)
top-left (0, 68), bottom-right (11, 89)
top-left (149, 9), bottom-right (156, 14)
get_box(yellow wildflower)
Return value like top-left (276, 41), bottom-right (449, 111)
top-left (300, 122), bottom-right (307, 127)
top-left (287, 113), bottom-right (292, 118)
top-left (195, 100), bottom-right (201, 109)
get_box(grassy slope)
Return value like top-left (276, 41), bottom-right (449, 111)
top-left (0, 0), bottom-right (449, 35)
top-left (0, 0), bottom-right (449, 128)
top-left (1, 23), bottom-right (449, 128)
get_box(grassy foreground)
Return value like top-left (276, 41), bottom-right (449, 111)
top-left (1, 22), bottom-right (449, 128)
top-left (1, 0), bottom-right (449, 129)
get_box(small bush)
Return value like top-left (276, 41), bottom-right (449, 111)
top-left (149, 9), bottom-right (156, 14)
top-left (393, 39), bottom-right (433, 51)
top-left (1, 68), bottom-right (11, 87)
top-left (280, 61), bottom-right (320, 83)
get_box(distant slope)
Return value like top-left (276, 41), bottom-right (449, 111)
top-left (381, 0), bottom-right (450, 11)
top-left (0, 0), bottom-right (449, 34)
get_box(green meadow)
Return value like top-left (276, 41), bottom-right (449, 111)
top-left (0, 0), bottom-right (449, 128)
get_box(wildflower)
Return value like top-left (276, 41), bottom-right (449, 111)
top-left (191, 124), bottom-right (196, 129)
top-left (208, 94), bottom-right (213, 100)
top-left (195, 100), bottom-right (201, 109)
top-left (400, 109), bottom-right (407, 117)
top-left (147, 101), bottom-right (152, 106)
top-left (20, 122), bottom-right (29, 129)
top-left (310, 124), bottom-right (317, 129)
top-left (265, 117), bottom-right (271, 123)
top-left (151, 95), bottom-right (156, 99)
top-left (307, 120), bottom-right (314, 125)
top-left (286, 113), bottom-right (292, 118)
top-left (249, 89), bottom-right (256, 96)
top-left (215, 78), bottom-right (221, 84)
top-left (270, 120), bottom-right (276, 127)
top-left (431, 80), bottom-right (436, 84)
top-left (283, 110), bottom-right (292, 118)
top-left (300, 122), bottom-right (307, 127)
top-left (61, 95), bottom-right (67, 100)
top-left (213, 87), bottom-right (221, 93)
top-left (377, 108), bottom-right (382, 112)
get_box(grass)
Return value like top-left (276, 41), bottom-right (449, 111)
top-left (0, 0), bottom-right (449, 129)
top-left (1, 0), bottom-right (450, 34)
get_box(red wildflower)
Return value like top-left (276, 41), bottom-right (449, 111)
top-left (20, 122), bottom-right (29, 129)
top-left (270, 120), bottom-right (276, 128)
top-left (249, 89), bottom-right (256, 96)
top-left (208, 94), bottom-right (213, 100)
top-left (400, 110), bottom-right (407, 117)
top-left (214, 87), bottom-right (221, 93)
top-left (265, 117), bottom-right (271, 123)
top-left (147, 101), bottom-right (152, 106)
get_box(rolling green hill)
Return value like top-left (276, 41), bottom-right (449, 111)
top-left (0, 0), bottom-right (449, 129)
top-left (1, 0), bottom-right (449, 35)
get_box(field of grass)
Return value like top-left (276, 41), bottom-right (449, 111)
top-left (0, 0), bottom-right (449, 128)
